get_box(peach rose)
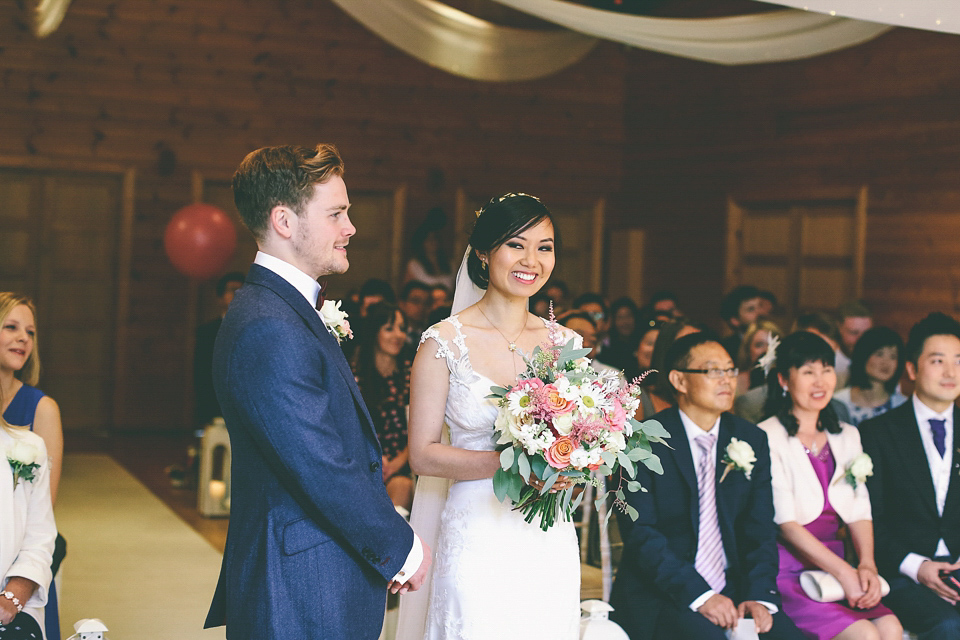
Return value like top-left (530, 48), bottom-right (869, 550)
top-left (545, 436), bottom-right (576, 469)
top-left (542, 384), bottom-right (576, 415)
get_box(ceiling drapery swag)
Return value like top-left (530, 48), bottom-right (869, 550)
top-left (33, 0), bottom-right (73, 37)
top-left (757, 0), bottom-right (960, 37)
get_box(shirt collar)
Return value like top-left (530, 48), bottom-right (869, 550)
top-left (254, 251), bottom-right (322, 308)
top-left (679, 408), bottom-right (721, 446)
top-left (912, 393), bottom-right (953, 425)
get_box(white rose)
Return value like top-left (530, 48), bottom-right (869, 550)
top-left (7, 439), bottom-right (40, 466)
top-left (553, 412), bottom-right (575, 436)
top-left (569, 448), bottom-right (591, 469)
top-left (605, 430), bottom-right (626, 453)
top-left (725, 438), bottom-right (756, 477)
top-left (848, 453), bottom-right (873, 482)
top-left (319, 299), bottom-right (348, 326)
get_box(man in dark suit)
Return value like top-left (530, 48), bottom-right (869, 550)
top-left (193, 271), bottom-right (245, 428)
top-left (610, 332), bottom-right (803, 639)
top-left (204, 144), bottom-right (430, 639)
top-left (860, 312), bottom-right (960, 639)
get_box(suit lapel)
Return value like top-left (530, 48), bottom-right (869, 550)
top-left (661, 409), bottom-right (700, 537)
top-left (245, 265), bottom-right (377, 435)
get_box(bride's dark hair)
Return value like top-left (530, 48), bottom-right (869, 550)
top-left (467, 193), bottom-right (557, 289)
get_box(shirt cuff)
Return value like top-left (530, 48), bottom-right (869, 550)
top-left (690, 590), bottom-right (714, 611)
top-left (391, 533), bottom-right (423, 584)
top-left (900, 553), bottom-right (929, 584)
top-left (755, 600), bottom-right (778, 614)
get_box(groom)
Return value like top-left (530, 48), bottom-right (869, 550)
top-left (204, 144), bottom-right (430, 639)
top-left (610, 332), bottom-right (803, 639)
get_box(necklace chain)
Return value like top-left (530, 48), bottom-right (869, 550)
top-left (476, 304), bottom-right (526, 352)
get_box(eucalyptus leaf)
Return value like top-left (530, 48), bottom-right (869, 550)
top-left (640, 419), bottom-right (671, 443)
top-left (517, 451), bottom-right (531, 481)
top-left (493, 468), bottom-right (510, 502)
top-left (541, 472), bottom-right (560, 496)
top-left (616, 450), bottom-right (632, 469)
top-left (625, 504), bottom-right (639, 521)
top-left (531, 456), bottom-right (548, 480)
top-left (615, 489), bottom-right (625, 501)
top-left (500, 447), bottom-right (515, 471)
top-left (628, 447), bottom-right (654, 462)
top-left (601, 451), bottom-right (617, 467)
top-left (507, 473), bottom-right (524, 503)
top-left (627, 480), bottom-right (643, 492)
top-left (596, 465), bottom-right (612, 476)
top-left (641, 455), bottom-right (664, 475)
top-left (572, 489), bottom-right (585, 511)
top-left (623, 460), bottom-right (637, 479)
top-left (490, 385), bottom-right (511, 396)
top-left (595, 495), bottom-right (606, 511)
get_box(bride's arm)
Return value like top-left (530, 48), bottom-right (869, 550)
top-left (408, 336), bottom-right (501, 481)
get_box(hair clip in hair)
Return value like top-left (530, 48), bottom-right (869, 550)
top-left (497, 192), bottom-right (540, 202)
top-left (756, 334), bottom-right (781, 376)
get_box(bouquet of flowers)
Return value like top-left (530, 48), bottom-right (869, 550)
top-left (490, 315), bottom-right (669, 531)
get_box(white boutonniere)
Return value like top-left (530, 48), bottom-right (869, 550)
top-left (318, 300), bottom-right (353, 344)
top-left (720, 437), bottom-right (756, 482)
top-left (6, 439), bottom-right (42, 488)
top-left (834, 452), bottom-right (873, 489)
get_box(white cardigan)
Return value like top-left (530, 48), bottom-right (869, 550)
top-left (1, 427), bottom-right (56, 635)
top-left (758, 416), bottom-right (872, 527)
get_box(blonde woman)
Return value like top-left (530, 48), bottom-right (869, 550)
top-left (1, 416), bottom-right (56, 639)
top-left (737, 319), bottom-right (782, 395)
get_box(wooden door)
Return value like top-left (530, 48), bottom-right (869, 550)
top-left (725, 187), bottom-right (867, 321)
top-left (0, 169), bottom-right (126, 431)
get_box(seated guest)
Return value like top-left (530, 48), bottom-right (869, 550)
top-left (530, 292), bottom-right (551, 319)
top-left (358, 278), bottom-right (396, 317)
top-left (544, 280), bottom-right (570, 314)
top-left (835, 302), bottom-right (874, 388)
top-left (720, 285), bottom-right (763, 362)
top-left (735, 313), bottom-right (851, 425)
top-left (636, 317), bottom-right (663, 376)
top-left (610, 333), bottom-right (804, 640)
top-left (597, 297), bottom-right (642, 380)
top-left (429, 284), bottom-right (452, 312)
top-left (637, 320), bottom-right (701, 420)
top-left (559, 312), bottom-right (620, 378)
top-left (737, 320), bottom-right (783, 395)
top-left (397, 280), bottom-right (432, 344)
top-left (758, 290), bottom-right (780, 319)
top-left (194, 272), bottom-right (245, 428)
top-left (350, 303), bottom-right (413, 511)
top-left (832, 327), bottom-right (907, 426)
top-left (403, 208), bottom-right (455, 290)
top-left (647, 289), bottom-right (683, 322)
top-left (860, 312), bottom-right (960, 639)
top-left (758, 332), bottom-right (902, 640)
top-left (1, 418), bottom-right (56, 640)
top-left (573, 292), bottom-right (609, 338)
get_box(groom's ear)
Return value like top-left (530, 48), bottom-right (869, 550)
top-left (269, 205), bottom-right (295, 240)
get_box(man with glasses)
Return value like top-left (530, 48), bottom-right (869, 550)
top-left (610, 332), bottom-right (803, 640)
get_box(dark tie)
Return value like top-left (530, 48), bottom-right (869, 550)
top-left (930, 418), bottom-right (947, 458)
top-left (315, 280), bottom-right (327, 310)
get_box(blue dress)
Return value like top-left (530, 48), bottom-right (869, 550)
top-left (3, 384), bottom-right (59, 640)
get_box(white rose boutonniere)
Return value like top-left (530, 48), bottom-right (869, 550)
top-left (6, 439), bottom-right (42, 488)
top-left (318, 299), bottom-right (353, 344)
top-left (834, 452), bottom-right (873, 489)
top-left (720, 437), bottom-right (756, 482)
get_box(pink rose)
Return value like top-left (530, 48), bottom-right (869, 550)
top-left (603, 400), bottom-right (627, 432)
top-left (545, 436), bottom-right (576, 469)
top-left (514, 378), bottom-right (544, 394)
top-left (541, 384), bottom-right (576, 415)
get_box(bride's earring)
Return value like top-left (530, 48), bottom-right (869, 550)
top-left (481, 259), bottom-right (487, 270)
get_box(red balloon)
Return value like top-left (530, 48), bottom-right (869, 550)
top-left (164, 203), bottom-right (238, 280)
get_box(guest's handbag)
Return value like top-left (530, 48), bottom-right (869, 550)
top-left (799, 570), bottom-right (890, 603)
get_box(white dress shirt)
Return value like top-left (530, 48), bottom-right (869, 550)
top-left (900, 394), bottom-right (955, 583)
top-left (254, 252), bottom-right (422, 584)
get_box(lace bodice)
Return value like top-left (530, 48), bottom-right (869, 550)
top-left (419, 315), bottom-right (582, 453)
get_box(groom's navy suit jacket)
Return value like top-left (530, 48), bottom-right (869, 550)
top-left (859, 402), bottom-right (960, 581)
top-left (204, 265), bottom-right (413, 639)
top-left (610, 407), bottom-right (780, 640)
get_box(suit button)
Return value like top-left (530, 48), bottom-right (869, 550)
top-left (370, 461), bottom-right (380, 472)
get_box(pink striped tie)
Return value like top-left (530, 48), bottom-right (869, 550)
top-left (694, 433), bottom-right (726, 593)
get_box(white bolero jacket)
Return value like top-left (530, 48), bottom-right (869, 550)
top-left (1, 427), bottom-right (56, 631)
top-left (758, 416), bottom-right (872, 527)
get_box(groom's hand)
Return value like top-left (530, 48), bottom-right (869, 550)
top-left (389, 538), bottom-right (432, 594)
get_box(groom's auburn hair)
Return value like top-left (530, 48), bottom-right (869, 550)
top-left (232, 144), bottom-right (344, 240)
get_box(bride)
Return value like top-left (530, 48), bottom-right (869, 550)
top-left (397, 193), bottom-right (581, 639)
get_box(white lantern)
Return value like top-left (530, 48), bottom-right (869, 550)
top-left (67, 618), bottom-right (109, 640)
top-left (579, 600), bottom-right (629, 640)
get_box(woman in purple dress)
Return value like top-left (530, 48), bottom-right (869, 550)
top-left (758, 332), bottom-right (901, 640)
top-left (0, 293), bottom-right (64, 640)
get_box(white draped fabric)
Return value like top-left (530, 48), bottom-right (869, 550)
top-left (328, 0), bottom-right (598, 81)
top-left (490, 0), bottom-right (892, 65)
top-left (33, 0), bottom-right (73, 38)
top-left (761, 0), bottom-right (960, 37)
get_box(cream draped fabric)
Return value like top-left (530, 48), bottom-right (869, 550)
top-left (33, 0), bottom-right (73, 37)
top-left (759, 0), bottom-right (960, 37)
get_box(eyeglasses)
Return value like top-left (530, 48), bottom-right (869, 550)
top-left (675, 367), bottom-right (739, 379)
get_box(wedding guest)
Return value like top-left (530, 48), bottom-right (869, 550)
top-left (758, 290), bottom-right (779, 319)
top-left (403, 207), bottom-right (455, 290)
top-left (351, 303), bottom-right (414, 511)
top-left (610, 332), bottom-right (804, 640)
top-left (597, 297), bottom-right (642, 380)
top-left (860, 312), bottom-right (960, 638)
top-left (0, 293), bottom-right (64, 640)
top-left (559, 312), bottom-right (620, 378)
top-left (835, 302), bottom-right (874, 387)
top-left (194, 272), bottom-right (245, 428)
top-left (573, 292), bottom-right (609, 337)
top-left (636, 317), bottom-right (663, 374)
top-left (647, 289), bottom-right (683, 321)
top-left (758, 332), bottom-right (902, 640)
top-left (0, 418), bottom-right (56, 640)
top-left (720, 285), bottom-right (763, 362)
top-left (398, 280), bottom-right (432, 342)
top-left (832, 327), bottom-right (907, 426)
top-left (737, 320), bottom-right (783, 394)
top-left (638, 319), bottom-right (702, 420)
top-left (544, 280), bottom-right (570, 314)
top-left (530, 293), bottom-right (551, 318)
top-left (430, 284), bottom-right (452, 311)
top-left (358, 278), bottom-right (395, 317)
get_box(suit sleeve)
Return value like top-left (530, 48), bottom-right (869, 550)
top-left (620, 455), bottom-right (713, 608)
top-left (737, 431), bottom-right (782, 606)
top-left (228, 317), bottom-right (413, 581)
top-left (860, 418), bottom-right (909, 577)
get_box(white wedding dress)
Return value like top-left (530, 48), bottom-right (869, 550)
top-left (411, 315), bottom-right (581, 640)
